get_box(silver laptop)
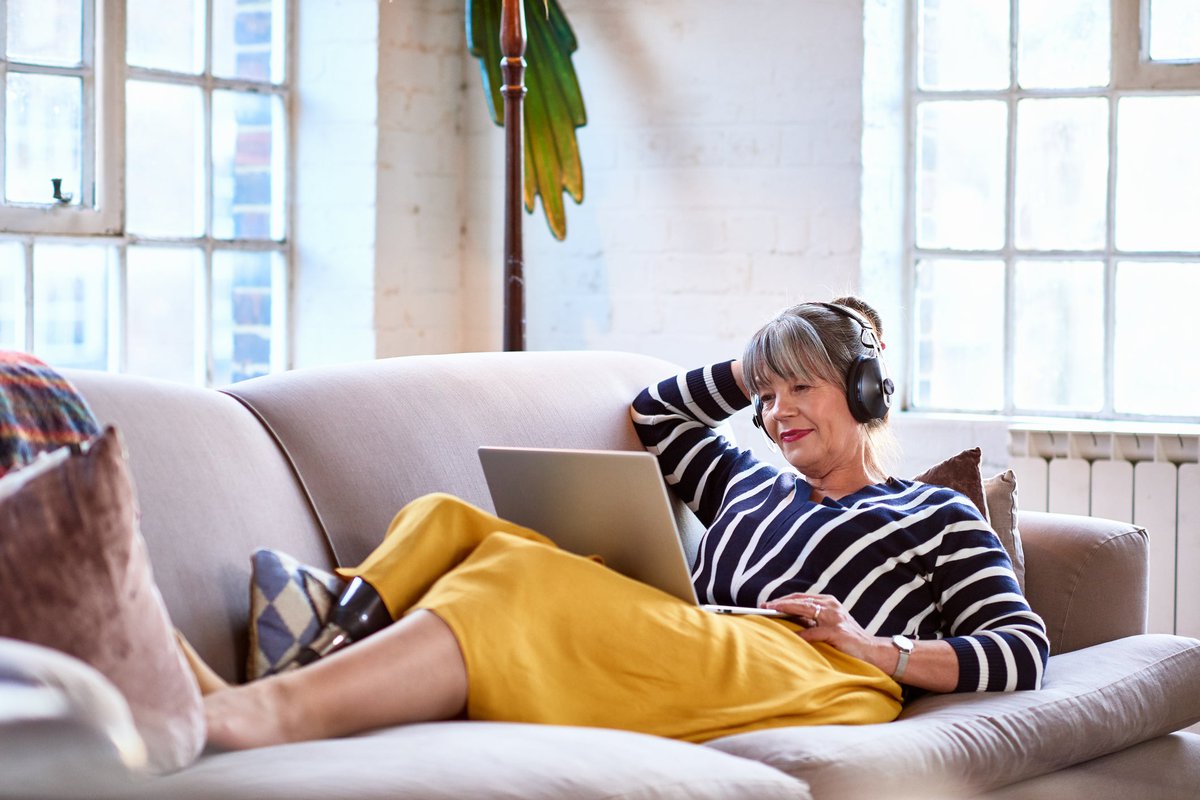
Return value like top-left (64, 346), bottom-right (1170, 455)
top-left (478, 446), bottom-right (783, 617)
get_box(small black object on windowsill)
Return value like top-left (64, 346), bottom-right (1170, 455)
top-left (51, 178), bottom-right (73, 205)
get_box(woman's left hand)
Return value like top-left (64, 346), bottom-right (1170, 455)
top-left (762, 593), bottom-right (881, 664)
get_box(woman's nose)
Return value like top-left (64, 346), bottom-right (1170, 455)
top-left (771, 397), bottom-right (795, 419)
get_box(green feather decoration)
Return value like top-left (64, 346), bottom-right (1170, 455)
top-left (466, 0), bottom-right (586, 241)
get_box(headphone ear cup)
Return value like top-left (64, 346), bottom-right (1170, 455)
top-left (846, 355), bottom-right (893, 422)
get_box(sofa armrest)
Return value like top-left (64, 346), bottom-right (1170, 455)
top-left (0, 637), bottom-right (146, 797)
top-left (1020, 511), bottom-right (1148, 654)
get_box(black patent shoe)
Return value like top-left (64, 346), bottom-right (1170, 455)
top-left (269, 577), bottom-right (393, 675)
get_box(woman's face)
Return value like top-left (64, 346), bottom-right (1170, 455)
top-left (757, 373), bottom-right (863, 480)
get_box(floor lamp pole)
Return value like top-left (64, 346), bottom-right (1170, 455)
top-left (500, 0), bottom-right (527, 351)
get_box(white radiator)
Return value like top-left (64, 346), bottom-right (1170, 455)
top-left (1008, 425), bottom-right (1200, 638)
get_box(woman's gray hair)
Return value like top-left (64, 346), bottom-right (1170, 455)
top-left (742, 298), bottom-right (899, 480)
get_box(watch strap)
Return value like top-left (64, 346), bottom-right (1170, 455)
top-left (890, 635), bottom-right (913, 682)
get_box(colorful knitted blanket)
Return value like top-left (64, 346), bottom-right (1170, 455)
top-left (0, 352), bottom-right (101, 478)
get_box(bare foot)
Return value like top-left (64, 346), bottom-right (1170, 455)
top-left (204, 678), bottom-right (297, 751)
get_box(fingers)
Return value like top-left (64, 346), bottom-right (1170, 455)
top-left (760, 597), bottom-right (816, 624)
top-left (762, 593), bottom-right (841, 628)
top-left (761, 594), bottom-right (882, 664)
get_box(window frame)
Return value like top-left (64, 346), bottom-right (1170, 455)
top-left (0, 0), bottom-right (293, 386)
top-left (904, 0), bottom-right (1200, 422)
top-left (0, 0), bottom-right (123, 234)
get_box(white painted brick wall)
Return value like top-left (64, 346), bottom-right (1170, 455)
top-left (293, 0), bottom-right (379, 368)
top-left (457, 0), bottom-right (867, 368)
top-left (375, 0), bottom-right (467, 356)
top-left (303, 1), bottom-right (993, 471)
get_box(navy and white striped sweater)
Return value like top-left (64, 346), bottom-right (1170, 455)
top-left (631, 361), bottom-right (1049, 692)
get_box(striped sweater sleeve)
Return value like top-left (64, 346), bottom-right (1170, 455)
top-left (630, 361), bottom-right (759, 526)
top-left (928, 499), bottom-right (1050, 691)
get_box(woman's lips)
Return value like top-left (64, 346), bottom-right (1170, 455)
top-left (778, 429), bottom-right (810, 443)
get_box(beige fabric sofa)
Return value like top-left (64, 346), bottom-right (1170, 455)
top-left (4, 350), bottom-right (1200, 799)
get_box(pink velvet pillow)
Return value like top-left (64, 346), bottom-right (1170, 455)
top-left (0, 427), bottom-right (204, 773)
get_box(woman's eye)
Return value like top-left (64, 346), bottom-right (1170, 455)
top-left (760, 394), bottom-right (775, 405)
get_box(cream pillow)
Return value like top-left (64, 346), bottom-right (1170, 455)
top-left (983, 469), bottom-right (1024, 593)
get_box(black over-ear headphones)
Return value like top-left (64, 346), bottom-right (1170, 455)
top-left (751, 302), bottom-right (895, 433)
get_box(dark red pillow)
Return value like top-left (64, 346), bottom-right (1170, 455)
top-left (913, 447), bottom-right (988, 517)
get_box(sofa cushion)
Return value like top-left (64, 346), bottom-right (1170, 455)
top-left (0, 429), bottom-right (205, 774)
top-left (0, 351), bottom-right (100, 478)
top-left (984, 468), bottom-right (1024, 592)
top-left (150, 721), bottom-right (810, 800)
top-left (246, 548), bottom-right (344, 680)
top-left (914, 446), bottom-right (987, 516)
top-left (979, 732), bottom-right (1200, 800)
top-left (706, 633), bottom-right (1200, 799)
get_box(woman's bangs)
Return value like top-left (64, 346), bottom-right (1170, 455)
top-left (745, 318), bottom-right (829, 393)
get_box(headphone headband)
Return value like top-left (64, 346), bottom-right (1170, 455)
top-left (810, 302), bottom-right (881, 353)
top-left (751, 300), bottom-right (895, 432)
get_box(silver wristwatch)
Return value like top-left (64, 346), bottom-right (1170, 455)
top-left (890, 634), bottom-right (915, 682)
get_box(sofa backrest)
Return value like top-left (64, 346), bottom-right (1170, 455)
top-left (64, 370), bottom-right (333, 682)
top-left (223, 350), bottom-right (691, 567)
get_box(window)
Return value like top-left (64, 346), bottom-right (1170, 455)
top-left (0, 0), bottom-right (289, 385)
top-left (908, 0), bottom-right (1200, 421)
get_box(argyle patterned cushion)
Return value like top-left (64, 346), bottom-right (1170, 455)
top-left (246, 548), bottom-right (345, 680)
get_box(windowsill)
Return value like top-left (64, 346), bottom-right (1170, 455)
top-left (894, 409), bottom-right (1200, 437)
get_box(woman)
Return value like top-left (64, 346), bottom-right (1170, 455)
top-left (204, 298), bottom-right (1048, 750)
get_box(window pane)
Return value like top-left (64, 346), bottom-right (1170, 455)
top-left (5, 73), bottom-right (82, 205)
top-left (1012, 261), bottom-right (1103, 411)
top-left (127, 0), bottom-right (202, 74)
top-left (126, 80), bottom-right (204, 237)
top-left (127, 247), bottom-right (201, 384)
top-left (1017, 0), bottom-right (1110, 89)
top-left (212, 250), bottom-right (282, 385)
top-left (1116, 96), bottom-right (1200, 252)
top-left (0, 242), bottom-right (24, 349)
top-left (918, 0), bottom-right (1009, 90)
top-left (1015, 98), bottom-right (1108, 250)
top-left (6, 0), bottom-right (82, 67)
top-left (916, 101), bottom-right (1008, 250)
top-left (912, 259), bottom-right (1004, 410)
top-left (212, 90), bottom-right (285, 240)
top-left (1115, 262), bottom-right (1200, 416)
top-left (213, 0), bottom-right (285, 83)
top-left (33, 244), bottom-right (109, 370)
top-left (1148, 0), bottom-right (1200, 62)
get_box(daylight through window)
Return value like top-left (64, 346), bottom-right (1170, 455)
top-left (910, 0), bottom-right (1200, 420)
top-left (0, 0), bottom-right (290, 386)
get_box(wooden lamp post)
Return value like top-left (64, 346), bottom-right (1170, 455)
top-left (500, 0), bottom-right (527, 351)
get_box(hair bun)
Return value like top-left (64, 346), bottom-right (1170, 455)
top-left (830, 295), bottom-right (884, 340)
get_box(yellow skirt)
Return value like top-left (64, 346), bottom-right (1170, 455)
top-left (337, 493), bottom-right (902, 743)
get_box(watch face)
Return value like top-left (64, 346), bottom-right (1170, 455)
top-left (892, 634), bottom-right (915, 653)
